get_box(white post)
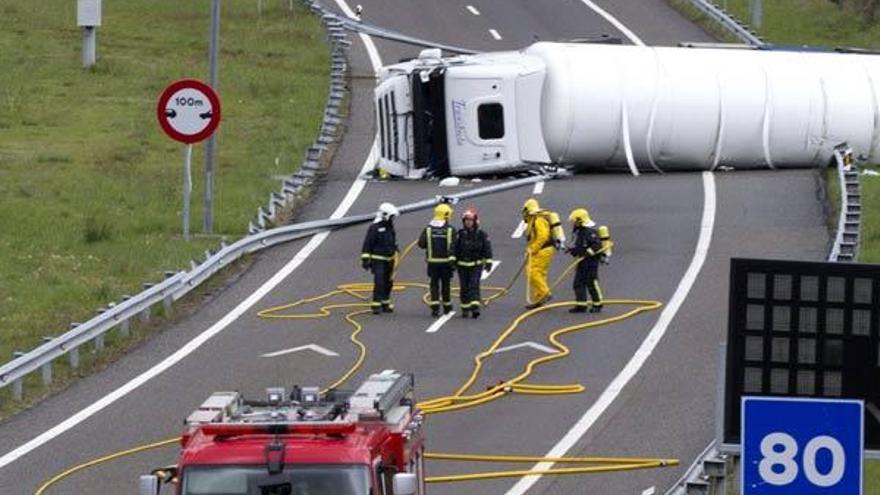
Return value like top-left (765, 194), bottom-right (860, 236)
top-left (77, 0), bottom-right (101, 68)
top-left (183, 144), bottom-right (193, 241)
top-left (204, 0), bottom-right (221, 234)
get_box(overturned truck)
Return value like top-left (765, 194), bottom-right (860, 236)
top-left (374, 42), bottom-right (880, 177)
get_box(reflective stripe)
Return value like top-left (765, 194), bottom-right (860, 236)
top-left (363, 254), bottom-right (394, 261)
top-left (593, 280), bottom-right (604, 303)
top-left (370, 301), bottom-right (382, 307)
top-left (457, 260), bottom-right (479, 267)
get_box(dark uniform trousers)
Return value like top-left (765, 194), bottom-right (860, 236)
top-left (573, 258), bottom-right (602, 307)
top-left (372, 260), bottom-right (394, 308)
top-left (428, 264), bottom-right (453, 311)
top-left (457, 266), bottom-right (482, 309)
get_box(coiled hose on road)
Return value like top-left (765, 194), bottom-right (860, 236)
top-left (34, 238), bottom-right (676, 493)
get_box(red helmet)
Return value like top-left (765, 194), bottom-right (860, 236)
top-left (462, 208), bottom-right (478, 221)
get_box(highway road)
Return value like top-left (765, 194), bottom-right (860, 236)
top-left (0, 1), bottom-right (830, 494)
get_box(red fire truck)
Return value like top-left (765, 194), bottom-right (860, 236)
top-left (140, 371), bottom-right (426, 495)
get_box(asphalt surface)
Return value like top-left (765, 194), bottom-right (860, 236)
top-left (0, 1), bottom-right (831, 494)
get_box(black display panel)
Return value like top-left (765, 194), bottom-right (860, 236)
top-left (724, 258), bottom-right (880, 450)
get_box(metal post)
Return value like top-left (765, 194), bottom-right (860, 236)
top-left (750, 0), bottom-right (763, 29)
top-left (82, 26), bottom-right (97, 68)
top-left (94, 334), bottom-right (105, 352)
top-left (183, 144), bottom-right (193, 241)
top-left (12, 379), bottom-right (23, 401)
top-left (204, 0), bottom-right (221, 234)
top-left (69, 346), bottom-right (80, 369)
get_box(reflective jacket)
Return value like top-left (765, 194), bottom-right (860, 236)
top-left (570, 225), bottom-right (602, 260)
top-left (455, 227), bottom-right (493, 267)
top-left (418, 222), bottom-right (457, 264)
top-left (361, 220), bottom-right (398, 262)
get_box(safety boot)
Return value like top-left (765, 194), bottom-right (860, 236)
top-left (371, 306), bottom-right (382, 315)
top-left (431, 306), bottom-right (441, 317)
top-left (568, 306), bottom-right (587, 313)
top-left (382, 304), bottom-right (394, 313)
top-left (443, 304), bottom-right (453, 315)
top-left (589, 304), bottom-right (603, 313)
top-left (471, 309), bottom-right (480, 319)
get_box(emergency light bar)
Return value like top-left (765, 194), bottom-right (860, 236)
top-left (200, 422), bottom-right (357, 437)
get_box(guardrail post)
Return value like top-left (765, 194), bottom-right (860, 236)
top-left (69, 346), bottom-right (80, 369)
top-left (140, 283), bottom-right (155, 323)
top-left (118, 295), bottom-right (132, 338)
top-left (11, 351), bottom-right (25, 400)
top-left (750, 0), bottom-right (762, 29)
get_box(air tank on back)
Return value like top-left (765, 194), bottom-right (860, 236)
top-left (525, 42), bottom-right (880, 172)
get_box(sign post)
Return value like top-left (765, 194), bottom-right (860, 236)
top-left (156, 79), bottom-right (222, 241)
top-left (77, 0), bottom-right (101, 68)
top-left (742, 397), bottom-right (864, 495)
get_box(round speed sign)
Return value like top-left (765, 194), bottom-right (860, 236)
top-left (157, 79), bottom-right (222, 144)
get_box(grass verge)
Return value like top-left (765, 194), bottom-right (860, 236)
top-left (0, 0), bottom-right (329, 409)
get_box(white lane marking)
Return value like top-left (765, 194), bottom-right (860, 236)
top-left (642, 487), bottom-right (656, 495)
top-left (261, 344), bottom-right (339, 358)
top-left (577, 0), bottom-right (645, 46)
top-left (425, 312), bottom-right (456, 333)
top-left (492, 341), bottom-right (557, 356)
top-left (466, 5), bottom-right (480, 15)
top-left (489, 29), bottom-right (502, 40)
top-left (504, 172), bottom-right (716, 495)
top-left (0, 0), bottom-right (384, 470)
top-left (481, 260), bottom-right (501, 281)
top-left (532, 181), bottom-right (545, 195)
top-left (511, 220), bottom-right (527, 239)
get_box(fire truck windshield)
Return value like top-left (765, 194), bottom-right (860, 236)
top-left (181, 464), bottom-right (370, 495)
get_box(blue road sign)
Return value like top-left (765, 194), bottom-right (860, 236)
top-left (742, 396), bottom-right (864, 494)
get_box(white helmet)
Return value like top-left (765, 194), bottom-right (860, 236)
top-left (376, 202), bottom-right (399, 222)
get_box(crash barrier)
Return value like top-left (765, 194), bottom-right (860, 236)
top-left (0, 149), bottom-right (550, 405)
top-left (680, 0), bottom-right (763, 46)
top-left (828, 144), bottom-right (862, 262)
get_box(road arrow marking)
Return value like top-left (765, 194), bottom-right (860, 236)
top-left (261, 344), bottom-right (339, 358)
top-left (492, 341), bottom-right (557, 355)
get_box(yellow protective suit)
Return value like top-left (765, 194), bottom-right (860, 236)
top-left (526, 213), bottom-right (555, 303)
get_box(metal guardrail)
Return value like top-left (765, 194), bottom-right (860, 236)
top-left (682, 0), bottom-right (764, 46)
top-left (0, 170), bottom-right (550, 402)
top-left (828, 145), bottom-right (861, 262)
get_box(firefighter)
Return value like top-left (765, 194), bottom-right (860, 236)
top-left (361, 202), bottom-right (399, 315)
top-left (418, 203), bottom-right (457, 317)
top-left (522, 198), bottom-right (561, 309)
top-left (567, 208), bottom-right (604, 313)
top-left (454, 207), bottom-right (493, 319)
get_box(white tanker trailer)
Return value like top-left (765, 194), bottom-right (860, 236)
top-left (373, 42), bottom-right (880, 177)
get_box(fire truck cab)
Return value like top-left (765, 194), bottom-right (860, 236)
top-left (140, 371), bottom-right (426, 495)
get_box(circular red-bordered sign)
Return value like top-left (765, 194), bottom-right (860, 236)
top-left (157, 79), bottom-right (222, 144)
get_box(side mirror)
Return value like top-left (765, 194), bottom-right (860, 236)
top-left (392, 472), bottom-right (418, 495)
top-left (139, 475), bottom-right (160, 495)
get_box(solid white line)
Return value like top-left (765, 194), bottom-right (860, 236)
top-left (504, 172), bottom-right (716, 495)
top-left (425, 312), bottom-right (455, 333)
top-left (261, 344), bottom-right (339, 358)
top-left (577, 0), bottom-right (645, 46)
top-left (532, 181), bottom-right (545, 195)
top-left (481, 260), bottom-right (501, 281)
top-left (489, 29), bottom-right (502, 40)
top-left (466, 5), bottom-right (480, 15)
top-left (511, 221), bottom-right (526, 239)
top-left (0, 0), bottom-right (384, 470)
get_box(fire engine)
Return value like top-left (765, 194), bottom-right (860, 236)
top-left (140, 371), bottom-right (426, 495)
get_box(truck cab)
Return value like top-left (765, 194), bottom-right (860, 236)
top-left (375, 49), bottom-right (550, 178)
top-left (141, 372), bottom-right (425, 495)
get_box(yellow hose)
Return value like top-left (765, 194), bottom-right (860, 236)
top-left (34, 236), bottom-right (670, 493)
